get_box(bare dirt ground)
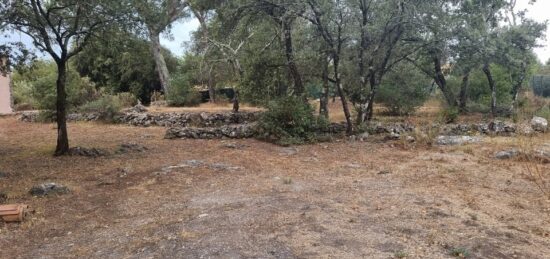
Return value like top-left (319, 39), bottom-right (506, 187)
top-left (0, 116), bottom-right (549, 258)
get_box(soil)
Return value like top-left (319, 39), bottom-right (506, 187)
top-left (0, 116), bottom-right (549, 258)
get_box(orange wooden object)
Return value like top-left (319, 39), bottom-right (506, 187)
top-left (0, 204), bottom-right (29, 222)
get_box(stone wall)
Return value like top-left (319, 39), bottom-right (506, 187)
top-left (18, 110), bottom-right (261, 128)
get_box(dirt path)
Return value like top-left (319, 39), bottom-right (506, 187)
top-left (0, 117), bottom-right (549, 258)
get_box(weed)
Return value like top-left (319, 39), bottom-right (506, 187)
top-left (450, 247), bottom-right (470, 258)
top-left (283, 178), bottom-right (293, 185)
top-left (394, 250), bottom-right (408, 258)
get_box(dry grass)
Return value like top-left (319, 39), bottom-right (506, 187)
top-left (0, 117), bottom-right (549, 258)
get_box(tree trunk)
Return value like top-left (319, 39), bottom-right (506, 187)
top-left (150, 31), bottom-right (171, 94)
top-left (319, 57), bottom-right (329, 119)
top-left (433, 57), bottom-right (457, 107)
top-left (54, 61), bottom-right (69, 156)
top-left (459, 70), bottom-right (471, 112)
top-left (282, 19), bottom-right (304, 98)
top-left (510, 63), bottom-right (527, 112)
top-left (365, 72), bottom-right (378, 122)
top-left (232, 90), bottom-right (240, 113)
top-left (333, 55), bottom-right (353, 134)
top-left (482, 63), bottom-right (497, 118)
top-left (207, 66), bottom-right (216, 103)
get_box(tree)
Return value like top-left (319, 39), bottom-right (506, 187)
top-left (74, 29), bottom-right (179, 103)
top-left (188, 0), bottom-right (221, 102)
top-left (303, 0), bottom-right (353, 134)
top-left (134, 0), bottom-right (189, 94)
top-left (2, 0), bottom-right (123, 155)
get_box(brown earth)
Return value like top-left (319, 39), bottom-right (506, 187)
top-left (0, 116), bottom-right (549, 258)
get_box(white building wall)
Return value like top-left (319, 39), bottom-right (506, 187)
top-left (0, 73), bottom-right (13, 114)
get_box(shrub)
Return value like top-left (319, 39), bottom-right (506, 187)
top-left (12, 60), bottom-right (99, 111)
top-left (375, 63), bottom-right (431, 116)
top-left (166, 75), bottom-right (202, 107)
top-left (79, 95), bottom-right (122, 122)
top-left (116, 92), bottom-right (138, 108)
top-left (257, 96), bottom-right (327, 145)
top-left (439, 106), bottom-right (460, 124)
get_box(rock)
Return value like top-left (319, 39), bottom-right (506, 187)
top-left (116, 143), bottom-right (148, 154)
top-left (208, 163), bottom-right (243, 171)
top-left (517, 123), bottom-right (535, 135)
top-left (165, 124), bottom-right (257, 140)
top-left (495, 149), bottom-right (520, 160)
top-left (126, 103), bottom-right (148, 113)
top-left (406, 136), bottom-right (416, 143)
top-left (221, 142), bottom-right (246, 149)
top-left (69, 147), bottom-right (109, 157)
top-left (531, 116), bottom-right (548, 132)
top-left (435, 136), bottom-right (482, 146)
top-left (183, 160), bottom-right (205, 168)
top-left (378, 170), bottom-right (391, 175)
top-left (384, 132), bottom-right (400, 141)
top-left (279, 147), bottom-right (298, 156)
top-left (29, 183), bottom-right (70, 196)
top-left (0, 172), bottom-right (8, 178)
top-left (358, 132), bottom-right (369, 142)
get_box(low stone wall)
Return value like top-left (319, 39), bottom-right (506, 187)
top-left (165, 124), bottom-right (258, 139)
top-left (18, 110), bottom-right (261, 127)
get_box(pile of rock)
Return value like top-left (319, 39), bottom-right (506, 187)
top-left (165, 124), bottom-right (257, 139)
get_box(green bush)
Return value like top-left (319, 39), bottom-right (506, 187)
top-left (439, 106), bottom-right (460, 124)
top-left (12, 60), bottom-right (99, 111)
top-left (376, 63), bottom-right (431, 116)
top-left (79, 95), bottom-right (122, 122)
top-left (116, 92), bottom-right (138, 108)
top-left (166, 74), bottom-right (202, 107)
top-left (257, 96), bottom-right (327, 145)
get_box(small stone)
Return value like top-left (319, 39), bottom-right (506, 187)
top-left (29, 183), bottom-right (70, 196)
top-left (495, 149), bottom-right (520, 160)
top-left (378, 170), bottom-right (391, 175)
top-left (406, 136), bottom-right (416, 143)
top-left (0, 172), bottom-right (8, 178)
top-left (279, 147), bottom-right (298, 156)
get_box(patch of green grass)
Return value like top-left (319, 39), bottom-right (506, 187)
top-left (394, 250), bottom-right (408, 258)
top-left (450, 247), bottom-right (470, 258)
top-left (283, 178), bottom-right (293, 185)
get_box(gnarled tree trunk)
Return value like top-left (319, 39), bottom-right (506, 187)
top-left (150, 30), bottom-right (171, 94)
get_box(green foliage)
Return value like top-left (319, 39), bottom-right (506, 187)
top-left (79, 95), bottom-right (122, 122)
top-left (439, 106), bottom-right (460, 124)
top-left (12, 61), bottom-right (98, 111)
top-left (75, 30), bottom-right (178, 104)
top-left (257, 96), bottom-right (327, 145)
top-left (376, 64), bottom-right (431, 115)
top-left (450, 247), bottom-right (470, 258)
top-left (166, 74), bottom-right (202, 107)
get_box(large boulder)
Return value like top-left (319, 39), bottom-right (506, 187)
top-left (531, 116), bottom-right (548, 132)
